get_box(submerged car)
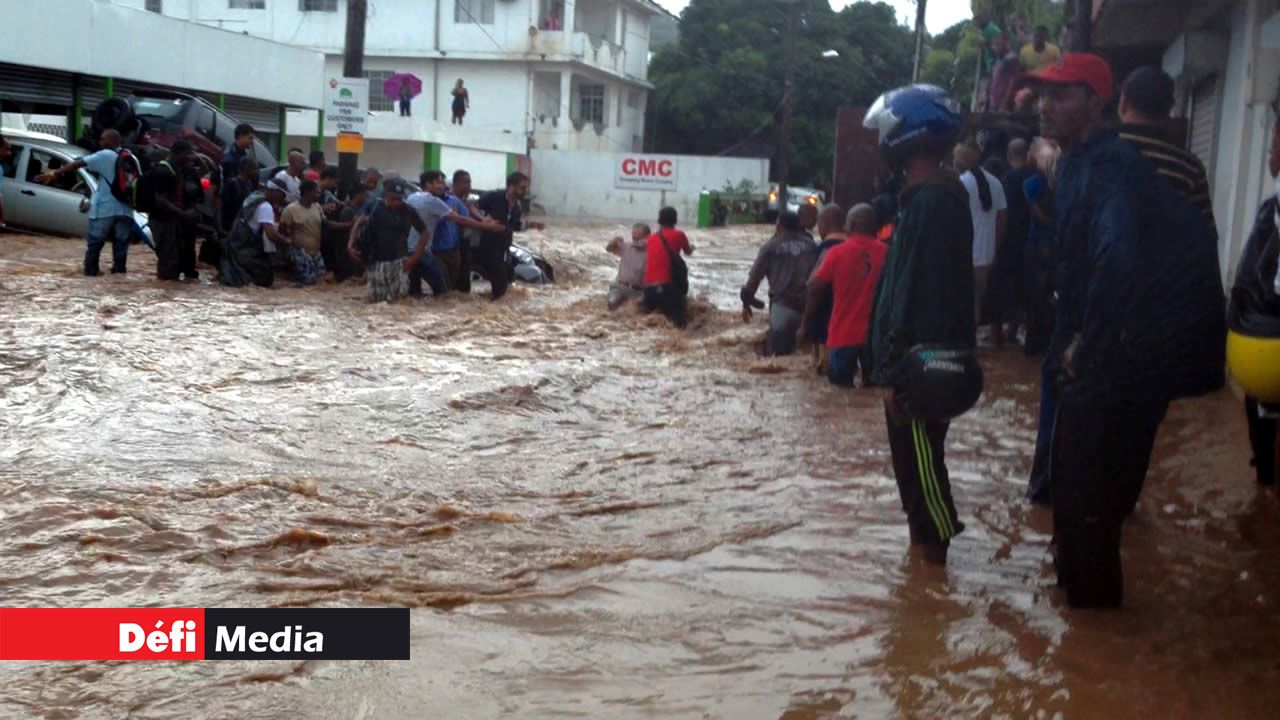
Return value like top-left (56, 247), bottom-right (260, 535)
top-left (0, 129), bottom-right (151, 242)
top-left (468, 237), bottom-right (555, 286)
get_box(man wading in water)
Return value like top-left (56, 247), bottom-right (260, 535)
top-left (864, 85), bottom-right (980, 566)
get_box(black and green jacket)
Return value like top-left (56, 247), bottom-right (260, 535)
top-left (869, 170), bottom-right (976, 386)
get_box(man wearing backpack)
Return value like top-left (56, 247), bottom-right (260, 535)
top-left (642, 206), bottom-right (694, 328)
top-left (36, 129), bottom-right (136, 276)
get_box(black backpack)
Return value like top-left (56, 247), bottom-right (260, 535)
top-left (658, 228), bottom-right (689, 296)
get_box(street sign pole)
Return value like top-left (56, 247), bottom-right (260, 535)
top-left (339, 0), bottom-right (367, 198)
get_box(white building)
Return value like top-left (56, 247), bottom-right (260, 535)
top-left (117, 0), bottom-right (660, 188)
top-left (0, 0), bottom-right (324, 154)
top-left (1094, 0), bottom-right (1280, 284)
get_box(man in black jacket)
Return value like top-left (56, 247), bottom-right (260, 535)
top-left (475, 172), bottom-right (543, 300)
top-left (865, 85), bottom-right (975, 566)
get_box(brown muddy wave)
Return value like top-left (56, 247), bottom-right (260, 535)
top-left (2, 224), bottom-right (1280, 719)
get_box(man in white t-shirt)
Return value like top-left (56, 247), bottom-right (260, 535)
top-left (272, 149), bottom-right (306, 203)
top-left (954, 144), bottom-right (1007, 332)
top-left (250, 178), bottom-right (289, 255)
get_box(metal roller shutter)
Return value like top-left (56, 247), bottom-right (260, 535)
top-left (0, 63), bottom-right (75, 106)
top-left (1188, 77), bottom-right (1218, 185)
top-left (222, 96), bottom-right (281, 133)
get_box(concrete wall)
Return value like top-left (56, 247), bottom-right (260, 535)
top-left (1210, 0), bottom-right (1277, 282)
top-left (6, 0), bottom-right (324, 107)
top-left (439, 146), bottom-right (510, 192)
top-left (530, 149), bottom-right (768, 221)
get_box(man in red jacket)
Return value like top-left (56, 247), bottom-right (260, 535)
top-left (642, 206), bottom-right (694, 328)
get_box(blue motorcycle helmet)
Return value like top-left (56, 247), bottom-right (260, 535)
top-left (863, 84), bottom-right (963, 165)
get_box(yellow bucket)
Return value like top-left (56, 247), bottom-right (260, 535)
top-left (1227, 330), bottom-right (1280, 402)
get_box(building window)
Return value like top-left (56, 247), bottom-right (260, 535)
top-left (299, 0), bottom-right (336, 10)
top-left (627, 90), bottom-right (642, 110)
top-left (539, 0), bottom-right (565, 30)
top-left (454, 0), bottom-right (495, 25)
top-left (146, 0), bottom-right (163, 12)
top-left (579, 84), bottom-right (605, 125)
top-left (229, 0), bottom-right (265, 8)
top-left (363, 70), bottom-right (395, 113)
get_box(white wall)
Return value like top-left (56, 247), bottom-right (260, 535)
top-left (438, 146), bottom-right (509, 192)
top-left (622, 8), bottom-right (650, 80)
top-left (1213, 0), bottom-right (1275, 283)
top-left (6, 0), bottom-right (324, 107)
top-left (530, 149), bottom-right (769, 221)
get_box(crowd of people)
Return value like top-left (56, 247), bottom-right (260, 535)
top-left (18, 39), bottom-right (1280, 611)
top-left (41, 120), bottom-right (553, 305)
top-left (609, 52), bottom-right (1241, 608)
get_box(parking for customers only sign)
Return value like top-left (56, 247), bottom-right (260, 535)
top-left (325, 77), bottom-right (368, 135)
top-left (615, 154), bottom-right (678, 191)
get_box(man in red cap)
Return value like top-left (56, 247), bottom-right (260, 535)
top-left (1026, 53), bottom-right (1225, 608)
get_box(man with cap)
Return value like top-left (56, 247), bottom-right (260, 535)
top-left (1028, 53), bottom-right (1224, 607)
top-left (348, 178), bottom-right (429, 303)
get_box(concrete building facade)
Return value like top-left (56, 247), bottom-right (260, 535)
top-left (117, 0), bottom-right (661, 187)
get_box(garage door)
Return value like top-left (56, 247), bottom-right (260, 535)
top-left (1188, 76), bottom-right (1219, 184)
top-left (0, 63), bottom-right (75, 107)
top-left (222, 96), bottom-right (281, 134)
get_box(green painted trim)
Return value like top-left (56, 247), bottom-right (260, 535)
top-left (313, 110), bottom-right (325, 152)
top-left (72, 80), bottom-right (83, 141)
top-left (423, 142), bottom-right (441, 171)
top-left (216, 93), bottom-right (226, 111)
top-left (506, 153), bottom-right (517, 175)
top-left (278, 105), bottom-right (287, 153)
top-left (104, 77), bottom-right (115, 99)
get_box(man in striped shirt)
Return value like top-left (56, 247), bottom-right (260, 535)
top-left (1117, 66), bottom-right (1216, 228)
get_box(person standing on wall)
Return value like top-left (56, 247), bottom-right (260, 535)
top-left (452, 79), bottom-right (469, 126)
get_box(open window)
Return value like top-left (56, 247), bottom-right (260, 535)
top-left (540, 0), bottom-right (566, 31)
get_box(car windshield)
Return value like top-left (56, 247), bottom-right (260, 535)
top-left (132, 98), bottom-right (186, 131)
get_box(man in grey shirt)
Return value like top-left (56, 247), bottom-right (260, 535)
top-left (740, 210), bottom-right (819, 356)
top-left (606, 222), bottom-right (651, 310)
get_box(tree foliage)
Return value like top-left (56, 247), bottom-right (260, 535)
top-left (648, 0), bottom-right (914, 187)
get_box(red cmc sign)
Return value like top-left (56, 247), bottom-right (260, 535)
top-left (615, 155), bottom-right (678, 191)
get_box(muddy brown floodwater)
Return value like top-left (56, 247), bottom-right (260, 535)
top-left (2, 222), bottom-right (1280, 720)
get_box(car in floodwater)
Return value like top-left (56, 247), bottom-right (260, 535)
top-left (0, 129), bottom-right (152, 243)
top-left (765, 184), bottom-right (824, 220)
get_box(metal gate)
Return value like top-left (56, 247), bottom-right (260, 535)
top-left (0, 63), bottom-right (75, 107)
top-left (1188, 76), bottom-right (1219, 185)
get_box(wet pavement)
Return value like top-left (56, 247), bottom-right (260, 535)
top-left (1, 224), bottom-right (1278, 719)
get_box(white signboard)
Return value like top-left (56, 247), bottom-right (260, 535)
top-left (614, 154), bottom-right (679, 191)
top-left (325, 77), bottom-right (369, 135)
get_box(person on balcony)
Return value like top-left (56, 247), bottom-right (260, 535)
top-left (452, 79), bottom-right (469, 126)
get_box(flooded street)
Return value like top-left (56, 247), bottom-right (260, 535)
top-left (2, 223), bottom-right (1280, 719)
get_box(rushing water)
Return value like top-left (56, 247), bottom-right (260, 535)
top-left (1, 224), bottom-right (1279, 719)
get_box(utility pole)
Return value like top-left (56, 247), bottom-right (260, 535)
top-left (1072, 0), bottom-right (1092, 51)
top-left (339, 0), bottom-right (367, 197)
top-left (911, 0), bottom-right (928, 82)
top-left (776, 7), bottom-right (796, 208)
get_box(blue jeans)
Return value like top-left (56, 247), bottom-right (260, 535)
top-left (86, 216), bottom-right (134, 275)
top-left (407, 253), bottom-right (446, 296)
top-left (828, 345), bottom-right (870, 387)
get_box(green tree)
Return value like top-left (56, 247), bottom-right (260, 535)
top-left (648, 0), bottom-right (914, 188)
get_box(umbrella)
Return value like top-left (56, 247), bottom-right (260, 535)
top-left (383, 72), bottom-right (423, 100)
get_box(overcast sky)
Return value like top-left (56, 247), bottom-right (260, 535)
top-left (651, 0), bottom-right (972, 35)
